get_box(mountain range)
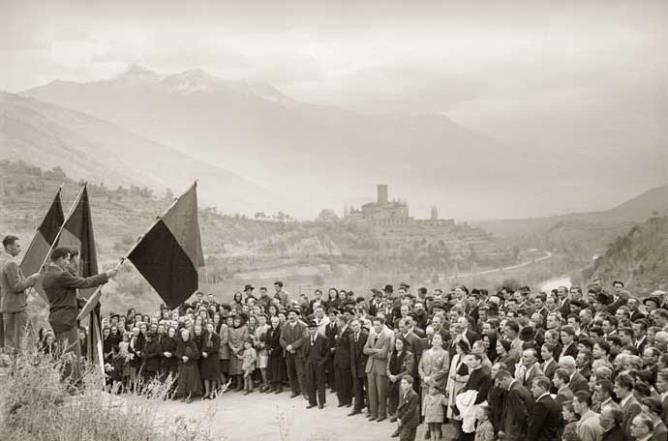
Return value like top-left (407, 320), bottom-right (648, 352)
top-left (19, 64), bottom-right (558, 220)
top-left (0, 91), bottom-right (284, 214)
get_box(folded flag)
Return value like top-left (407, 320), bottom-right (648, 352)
top-left (20, 187), bottom-right (65, 300)
top-left (128, 182), bottom-right (205, 309)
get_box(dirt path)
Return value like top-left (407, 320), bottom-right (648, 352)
top-left (148, 389), bottom-right (440, 441)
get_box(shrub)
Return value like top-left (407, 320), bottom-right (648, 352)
top-left (0, 351), bottom-right (217, 441)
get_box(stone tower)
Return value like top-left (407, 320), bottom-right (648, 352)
top-left (431, 206), bottom-right (438, 220)
top-left (377, 184), bottom-right (388, 204)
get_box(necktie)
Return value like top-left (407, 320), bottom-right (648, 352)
top-left (355, 333), bottom-right (359, 343)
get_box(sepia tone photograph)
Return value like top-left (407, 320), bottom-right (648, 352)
top-left (1, 1), bottom-right (667, 440)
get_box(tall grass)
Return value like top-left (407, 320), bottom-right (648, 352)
top-left (0, 351), bottom-right (218, 441)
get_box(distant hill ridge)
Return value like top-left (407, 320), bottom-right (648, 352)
top-left (582, 215), bottom-right (668, 293)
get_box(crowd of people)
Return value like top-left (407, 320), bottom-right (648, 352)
top-left (3, 234), bottom-right (668, 441)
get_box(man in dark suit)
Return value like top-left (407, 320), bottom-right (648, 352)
top-left (528, 376), bottom-right (563, 441)
top-left (540, 344), bottom-right (558, 382)
top-left (348, 318), bottom-right (369, 416)
top-left (559, 356), bottom-right (589, 394)
top-left (304, 320), bottom-right (330, 409)
top-left (42, 247), bottom-right (116, 384)
top-left (393, 375), bottom-right (419, 441)
top-left (280, 309), bottom-right (309, 399)
top-left (333, 315), bottom-right (353, 407)
top-left (368, 290), bottom-right (384, 317)
top-left (324, 310), bottom-right (338, 391)
top-left (614, 373), bottom-right (642, 439)
top-left (559, 326), bottom-right (578, 359)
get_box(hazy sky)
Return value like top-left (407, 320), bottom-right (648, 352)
top-left (2, 0), bottom-right (667, 219)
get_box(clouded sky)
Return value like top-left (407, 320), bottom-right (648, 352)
top-left (2, 0), bottom-right (667, 218)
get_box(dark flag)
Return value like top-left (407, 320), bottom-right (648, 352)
top-left (56, 185), bottom-right (98, 281)
top-left (21, 187), bottom-right (65, 300)
top-left (128, 182), bottom-right (205, 309)
top-left (53, 184), bottom-right (104, 367)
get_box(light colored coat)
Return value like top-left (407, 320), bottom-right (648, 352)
top-left (363, 327), bottom-right (392, 376)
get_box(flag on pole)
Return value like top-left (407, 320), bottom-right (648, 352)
top-left (128, 182), bottom-right (204, 309)
top-left (53, 184), bottom-right (104, 368)
top-left (20, 188), bottom-right (65, 300)
top-left (56, 185), bottom-right (98, 282)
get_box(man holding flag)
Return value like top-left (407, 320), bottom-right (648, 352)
top-left (43, 246), bottom-right (117, 384)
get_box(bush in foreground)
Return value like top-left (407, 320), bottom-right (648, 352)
top-left (0, 351), bottom-right (217, 441)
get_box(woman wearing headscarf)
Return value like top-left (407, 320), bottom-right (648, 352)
top-left (175, 328), bottom-right (202, 402)
top-left (200, 322), bottom-right (221, 399)
top-left (266, 315), bottom-right (285, 393)
top-left (159, 327), bottom-right (179, 387)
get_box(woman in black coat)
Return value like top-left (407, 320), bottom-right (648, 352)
top-left (266, 316), bottom-right (285, 394)
top-left (200, 322), bottom-right (221, 399)
top-left (175, 328), bottom-right (202, 402)
top-left (159, 327), bottom-right (179, 384)
top-left (140, 331), bottom-right (161, 384)
top-left (386, 337), bottom-right (416, 419)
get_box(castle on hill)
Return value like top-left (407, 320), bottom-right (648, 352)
top-left (343, 184), bottom-right (455, 227)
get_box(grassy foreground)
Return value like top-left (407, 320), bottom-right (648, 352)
top-left (0, 351), bottom-right (217, 441)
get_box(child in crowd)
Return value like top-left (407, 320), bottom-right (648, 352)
top-left (241, 339), bottom-right (257, 395)
top-left (474, 405), bottom-right (494, 441)
top-left (423, 385), bottom-right (447, 440)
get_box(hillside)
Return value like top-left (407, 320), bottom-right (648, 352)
top-left (20, 65), bottom-right (556, 220)
top-left (0, 91), bottom-right (284, 215)
top-left (582, 216), bottom-right (668, 294)
top-left (0, 161), bottom-right (514, 313)
top-left (473, 183), bottom-right (668, 268)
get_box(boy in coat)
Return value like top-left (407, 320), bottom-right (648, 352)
top-left (393, 375), bottom-right (419, 441)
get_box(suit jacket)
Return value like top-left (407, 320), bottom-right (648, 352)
top-left (42, 265), bottom-right (109, 333)
top-left (279, 321), bottom-right (308, 358)
top-left (396, 387), bottom-right (420, 429)
top-left (350, 329), bottom-right (369, 377)
top-left (333, 326), bottom-right (353, 369)
top-left (463, 367), bottom-right (492, 405)
top-left (521, 363), bottom-right (541, 387)
top-left (662, 393), bottom-right (668, 428)
top-left (305, 333), bottom-right (329, 367)
top-left (541, 359), bottom-right (557, 380)
top-left (601, 425), bottom-right (625, 441)
top-left (555, 385), bottom-right (574, 405)
top-left (0, 258), bottom-right (31, 313)
top-left (400, 331), bottom-right (424, 363)
top-left (368, 300), bottom-right (384, 317)
top-left (568, 372), bottom-right (589, 394)
top-left (528, 394), bottom-right (562, 441)
top-left (653, 422), bottom-right (668, 441)
top-left (620, 395), bottom-right (642, 439)
top-left (363, 328), bottom-right (392, 376)
top-left (560, 342), bottom-right (578, 360)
